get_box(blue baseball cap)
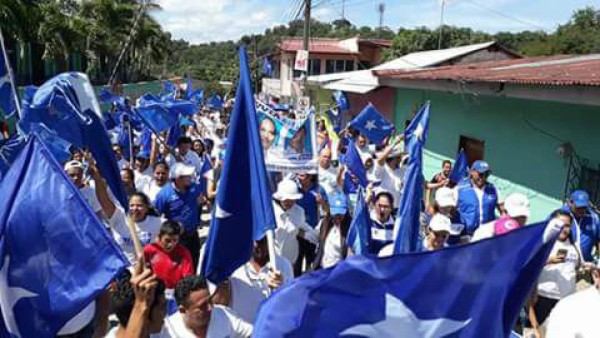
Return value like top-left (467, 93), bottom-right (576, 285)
top-left (329, 193), bottom-right (348, 216)
top-left (471, 160), bottom-right (491, 174)
top-left (180, 118), bottom-right (195, 127)
top-left (135, 151), bottom-right (150, 160)
top-left (570, 190), bottom-right (590, 208)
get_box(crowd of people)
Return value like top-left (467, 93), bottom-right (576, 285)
top-left (49, 87), bottom-right (600, 338)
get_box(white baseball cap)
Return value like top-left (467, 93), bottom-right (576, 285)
top-left (64, 160), bottom-right (84, 171)
top-left (429, 214), bottom-right (452, 233)
top-left (504, 193), bottom-right (530, 218)
top-left (171, 163), bottom-right (195, 178)
top-left (435, 187), bottom-right (456, 208)
top-left (273, 179), bottom-right (303, 201)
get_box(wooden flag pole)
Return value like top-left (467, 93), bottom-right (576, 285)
top-left (266, 229), bottom-right (279, 272)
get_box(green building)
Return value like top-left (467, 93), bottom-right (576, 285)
top-left (376, 54), bottom-right (600, 222)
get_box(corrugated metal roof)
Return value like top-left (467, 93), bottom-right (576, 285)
top-left (308, 41), bottom-right (506, 91)
top-left (375, 54), bottom-right (600, 86)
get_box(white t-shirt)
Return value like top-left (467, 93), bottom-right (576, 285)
top-left (273, 202), bottom-right (307, 264)
top-left (321, 226), bottom-right (343, 269)
top-left (470, 221), bottom-right (495, 242)
top-left (105, 325), bottom-right (171, 338)
top-left (373, 163), bottom-right (403, 209)
top-left (142, 179), bottom-right (166, 204)
top-left (473, 186), bottom-right (485, 224)
top-left (230, 256), bottom-right (294, 324)
top-left (537, 240), bottom-right (580, 300)
top-left (134, 167), bottom-right (153, 192)
top-left (545, 286), bottom-right (600, 338)
top-left (108, 207), bottom-right (162, 263)
top-left (318, 165), bottom-right (339, 196)
top-left (165, 306), bottom-right (253, 338)
top-left (80, 185), bottom-right (102, 213)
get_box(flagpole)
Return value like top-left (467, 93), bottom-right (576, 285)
top-left (126, 119), bottom-right (135, 170)
top-left (0, 29), bottom-right (22, 120)
top-left (266, 229), bottom-right (278, 272)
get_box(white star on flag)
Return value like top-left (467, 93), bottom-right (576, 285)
top-left (364, 120), bottom-right (378, 131)
top-left (215, 204), bottom-right (232, 219)
top-left (413, 123), bottom-right (425, 141)
top-left (0, 256), bottom-right (38, 337)
top-left (340, 293), bottom-right (471, 337)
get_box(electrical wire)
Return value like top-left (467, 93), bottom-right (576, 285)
top-left (463, 0), bottom-right (548, 31)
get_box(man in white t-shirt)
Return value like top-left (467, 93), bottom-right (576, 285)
top-left (167, 275), bottom-right (253, 338)
top-left (318, 147), bottom-right (340, 196)
top-left (545, 258), bottom-right (600, 338)
top-left (373, 138), bottom-right (405, 210)
top-left (134, 151), bottom-right (153, 191)
top-left (229, 237), bottom-right (294, 323)
top-left (64, 160), bottom-right (103, 217)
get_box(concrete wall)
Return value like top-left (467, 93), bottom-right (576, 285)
top-left (392, 88), bottom-right (600, 222)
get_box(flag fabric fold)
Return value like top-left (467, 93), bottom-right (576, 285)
top-left (346, 188), bottom-right (372, 255)
top-left (342, 140), bottom-right (369, 188)
top-left (0, 135), bottom-right (128, 338)
top-left (200, 48), bottom-right (276, 284)
top-left (253, 221), bottom-right (556, 338)
top-left (393, 101), bottom-right (430, 254)
top-left (449, 148), bottom-right (469, 184)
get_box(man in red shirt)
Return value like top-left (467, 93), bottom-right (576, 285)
top-left (144, 221), bottom-right (194, 289)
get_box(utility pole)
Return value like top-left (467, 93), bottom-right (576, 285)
top-left (302, 0), bottom-right (311, 97)
top-left (438, 0), bottom-right (446, 50)
top-left (342, 0), bottom-right (346, 21)
top-left (378, 3), bottom-right (385, 35)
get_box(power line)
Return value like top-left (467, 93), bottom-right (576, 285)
top-left (463, 0), bottom-right (548, 31)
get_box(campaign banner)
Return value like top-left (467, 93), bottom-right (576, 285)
top-left (258, 110), bottom-right (318, 173)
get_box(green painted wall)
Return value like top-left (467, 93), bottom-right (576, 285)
top-left (392, 88), bottom-right (600, 222)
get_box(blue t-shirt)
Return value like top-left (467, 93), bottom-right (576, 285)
top-left (154, 183), bottom-right (202, 232)
top-left (297, 183), bottom-right (328, 228)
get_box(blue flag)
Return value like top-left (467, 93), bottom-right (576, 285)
top-left (200, 48), bottom-right (276, 284)
top-left (162, 80), bottom-right (177, 100)
top-left (18, 72), bottom-right (129, 210)
top-left (333, 90), bottom-right (349, 112)
top-left (393, 101), bottom-right (430, 254)
top-left (98, 88), bottom-right (123, 105)
top-left (262, 57), bottom-right (274, 77)
top-left (254, 221), bottom-right (556, 338)
top-left (0, 134), bottom-right (26, 180)
top-left (0, 135), bottom-right (128, 338)
top-left (342, 140), bottom-right (368, 188)
top-left (346, 188), bottom-right (372, 255)
top-left (449, 148), bottom-right (469, 184)
top-left (207, 93), bottom-right (224, 111)
top-left (348, 103), bottom-right (394, 145)
top-left (135, 104), bottom-right (178, 134)
top-left (0, 34), bottom-right (18, 118)
top-left (30, 124), bottom-right (71, 163)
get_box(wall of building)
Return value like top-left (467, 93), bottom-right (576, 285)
top-left (347, 87), bottom-right (395, 122)
top-left (392, 87), bottom-right (600, 222)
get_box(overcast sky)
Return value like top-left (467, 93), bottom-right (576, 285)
top-left (153, 0), bottom-right (598, 44)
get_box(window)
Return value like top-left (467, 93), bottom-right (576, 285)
top-left (293, 59), bottom-right (321, 78)
top-left (325, 59), bottom-right (354, 74)
top-left (308, 59), bottom-right (321, 76)
top-left (358, 61), bottom-right (372, 70)
top-left (458, 135), bottom-right (485, 166)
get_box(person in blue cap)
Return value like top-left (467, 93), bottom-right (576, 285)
top-left (316, 192), bottom-right (351, 269)
top-left (561, 190), bottom-right (600, 262)
top-left (456, 160), bottom-right (502, 237)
